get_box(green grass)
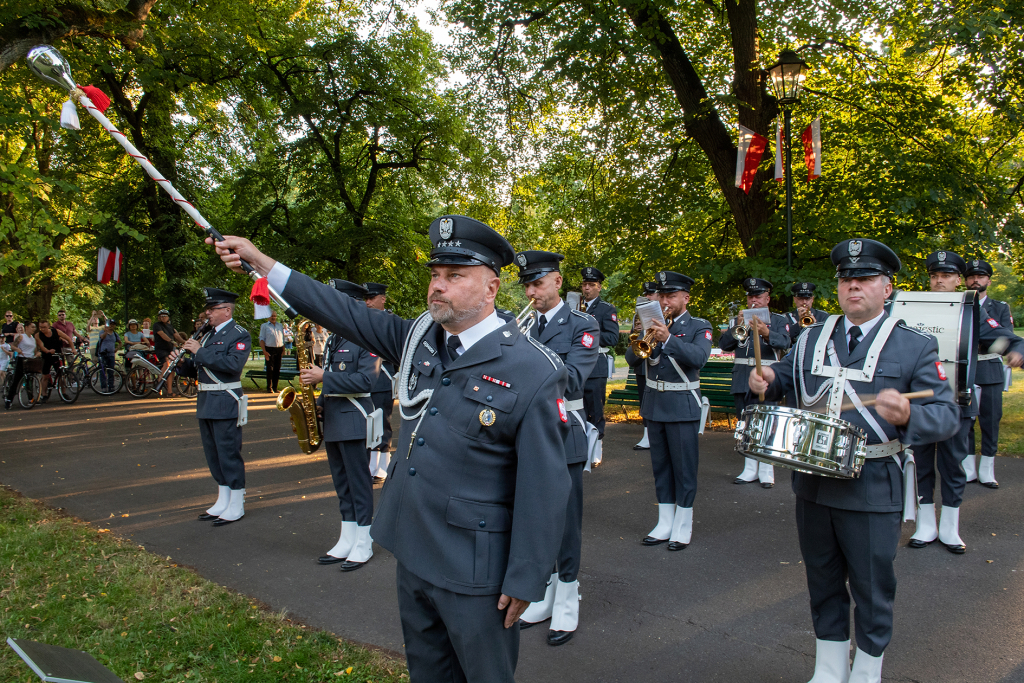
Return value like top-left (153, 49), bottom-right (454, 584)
top-left (977, 367), bottom-right (1024, 457)
top-left (0, 486), bottom-right (406, 683)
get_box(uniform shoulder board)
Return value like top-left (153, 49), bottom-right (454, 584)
top-left (692, 317), bottom-right (710, 325)
top-left (569, 309), bottom-right (590, 320)
top-left (896, 321), bottom-right (932, 339)
top-left (235, 324), bottom-right (247, 334)
top-left (526, 335), bottom-right (564, 369)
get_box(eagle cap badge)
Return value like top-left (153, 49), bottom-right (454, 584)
top-left (516, 254), bottom-right (527, 267)
top-left (659, 271), bottom-right (667, 283)
top-left (973, 259), bottom-right (980, 267)
top-left (439, 217), bottom-right (454, 240)
top-left (938, 251), bottom-right (946, 261)
top-left (849, 240), bottom-right (862, 256)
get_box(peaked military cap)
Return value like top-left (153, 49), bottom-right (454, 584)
top-left (742, 277), bottom-right (773, 295)
top-left (204, 287), bottom-right (240, 306)
top-left (830, 238), bottom-right (901, 278)
top-left (655, 270), bottom-right (694, 293)
top-left (363, 282), bottom-right (388, 297)
top-left (792, 282), bottom-right (817, 297)
top-left (925, 250), bottom-right (966, 275)
top-left (642, 281), bottom-right (658, 295)
top-left (427, 215), bottom-right (514, 276)
top-left (329, 279), bottom-right (369, 299)
top-left (580, 267), bottom-right (605, 283)
top-left (515, 250), bottom-right (564, 284)
top-left (964, 258), bottom-right (993, 277)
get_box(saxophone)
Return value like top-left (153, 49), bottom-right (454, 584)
top-left (276, 319), bottom-right (322, 454)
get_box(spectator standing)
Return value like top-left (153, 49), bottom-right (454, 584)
top-left (0, 336), bottom-right (11, 389)
top-left (152, 310), bottom-right (180, 394)
top-left (97, 319), bottom-right (120, 392)
top-left (52, 309), bottom-right (80, 349)
top-left (2, 310), bottom-right (18, 344)
top-left (259, 311), bottom-right (285, 392)
top-left (141, 317), bottom-right (154, 346)
top-left (36, 320), bottom-right (71, 403)
top-left (283, 322), bottom-right (294, 356)
top-left (87, 310), bottom-right (104, 362)
top-left (311, 324), bottom-right (328, 367)
top-left (4, 322), bottom-right (39, 409)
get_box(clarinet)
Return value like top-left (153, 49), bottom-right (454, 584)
top-left (153, 321), bottom-right (213, 394)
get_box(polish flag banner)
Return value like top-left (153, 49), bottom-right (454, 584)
top-left (774, 122), bottom-right (784, 182)
top-left (734, 125), bottom-right (768, 194)
top-left (97, 247), bottom-right (123, 284)
top-left (802, 118), bottom-right (822, 180)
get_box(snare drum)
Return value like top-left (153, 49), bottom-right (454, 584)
top-left (734, 404), bottom-right (868, 479)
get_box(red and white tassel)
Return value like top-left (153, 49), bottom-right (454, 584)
top-left (60, 84), bottom-right (110, 130)
top-left (250, 277), bottom-right (271, 319)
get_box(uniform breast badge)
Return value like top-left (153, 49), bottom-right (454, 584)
top-left (339, 362), bottom-right (346, 371)
top-left (479, 408), bottom-right (497, 426)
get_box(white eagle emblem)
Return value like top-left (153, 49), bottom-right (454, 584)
top-left (659, 271), bottom-right (667, 283)
top-left (439, 218), bottom-right (453, 240)
top-left (973, 259), bottom-right (980, 267)
top-left (516, 254), bottom-right (527, 267)
top-left (749, 278), bottom-right (756, 287)
top-left (849, 240), bottom-right (862, 256)
top-left (938, 251), bottom-right (946, 262)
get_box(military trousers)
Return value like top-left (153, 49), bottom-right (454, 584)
top-left (371, 391), bottom-right (395, 453)
top-left (795, 497), bottom-right (900, 657)
top-left (648, 420), bottom-right (699, 508)
top-left (198, 418), bottom-right (245, 490)
top-left (555, 462), bottom-right (584, 583)
top-left (397, 561), bottom-right (518, 683)
top-left (325, 440), bottom-right (374, 526)
top-left (969, 382), bottom-right (1003, 457)
top-left (583, 376), bottom-right (607, 439)
top-left (915, 417), bottom-right (970, 507)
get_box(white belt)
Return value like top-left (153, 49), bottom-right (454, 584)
top-left (978, 353), bottom-right (1001, 361)
top-left (324, 392), bottom-right (371, 398)
top-left (564, 398), bottom-right (584, 411)
top-left (598, 347), bottom-right (610, 354)
top-left (733, 357), bottom-right (777, 366)
top-left (647, 377), bottom-right (700, 392)
top-left (198, 381), bottom-right (243, 391)
top-left (863, 440), bottom-right (903, 459)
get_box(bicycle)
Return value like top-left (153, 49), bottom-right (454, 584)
top-left (125, 346), bottom-right (165, 398)
top-left (48, 351), bottom-right (83, 404)
top-left (3, 358), bottom-right (41, 409)
top-left (89, 352), bottom-right (125, 395)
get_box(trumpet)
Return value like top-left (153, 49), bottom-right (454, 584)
top-left (631, 308), bottom-right (673, 359)
top-left (733, 320), bottom-right (750, 343)
top-left (516, 298), bottom-right (538, 334)
top-left (798, 307), bottom-right (816, 327)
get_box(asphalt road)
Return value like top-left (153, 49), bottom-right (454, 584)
top-left (2, 391), bottom-right (1023, 682)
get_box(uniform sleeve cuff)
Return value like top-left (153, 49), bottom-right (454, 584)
top-left (267, 262), bottom-right (292, 294)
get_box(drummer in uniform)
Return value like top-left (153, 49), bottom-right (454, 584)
top-left (908, 251), bottom-right (1024, 554)
top-left (749, 238), bottom-right (959, 683)
top-left (579, 267), bottom-right (619, 466)
top-left (786, 282), bottom-right (829, 344)
top-left (626, 271), bottom-right (712, 551)
top-left (364, 282), bottom-right (397, 481)
top-left (633, 281), bottom-right (659, 451)
top-left (718, 277), bottom-right (791, 487)
top-left (964, 258), bottom-right (1014, 487)
top-left (514, 250), bottom-right (599, 645)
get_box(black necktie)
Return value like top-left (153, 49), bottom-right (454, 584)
top-left (446, 334), bottom-right (462, 361)
top-left (537, 314), bottom-right (547, 336)
top-left (848, 326), bottom-right (862, 354)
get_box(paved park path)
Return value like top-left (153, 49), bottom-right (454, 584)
top-left (2, 392), bottom-right (1023, 682)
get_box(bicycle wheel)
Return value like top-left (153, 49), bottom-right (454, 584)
top-left (89, 366), bottom-right (123, 395)
top-left (57, 369), bottom-right (82, 404)
top-left (18, 374), bottom-right (40, 409)
top-left (126, 366), bottom-right (155, 398)
top-left (174, 374), bottom-right (198, 398)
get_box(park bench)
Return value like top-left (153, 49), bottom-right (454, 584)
top-left (606, 359), bottom-right (739, 427)
top-left (245, 356), bottom-right (300, 389)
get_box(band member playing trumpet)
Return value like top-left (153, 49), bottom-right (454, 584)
top-left (579, 267), bottom-right (619, 465)
top-left (787, 282), bottom-right (829, 344)
top-left (515, 250), bottom-right (599, 645)
top-left (633, 281), bottom-right (659, 451)
top-left (303, 279), bottom-right (382, 570)
top-left (719, 277), bottom-right (791, 487)
top-left (749, 239), bottom-right (959, 683)
top-left (626, 271), bottom-right (712, 550)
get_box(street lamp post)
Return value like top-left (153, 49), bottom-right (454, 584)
top-left (767, 50), bottom-right (809, 270)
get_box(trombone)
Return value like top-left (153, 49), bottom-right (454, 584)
top-left (630, 307), bottom-right (673, 359)
top-left (515, 298), bottom-right (538, 333)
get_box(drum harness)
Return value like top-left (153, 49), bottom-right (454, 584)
top-left (797, 315), bottom-right (917, 520)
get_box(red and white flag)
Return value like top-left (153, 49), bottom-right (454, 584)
top-left (774, 122), bottom-right (784, 182)
top-left (97, 247), bottom-right (123, 284)
top-left (802, 118), bottom-right (822, 180)
top-left (734, 125), bottom-right (768, 194)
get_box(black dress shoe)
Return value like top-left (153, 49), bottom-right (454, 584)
top-left (519, 620), bottom-right (542, 630)
top-left (547, 630), bottom-right (574, 646)
top-left (907, 538), bottom-right (934, 548)
top-left (340, 559), bottom-right (367, 571)
top-left (212, 516), bottom-right (242, 527)
top-left (197, 512), bottom-right (219, 521)
top-left (642, 536), bottom-right (669, 546)
top-left (317, 555), bottom-right (346, 565)
top-left (733, 477), bottom-right (756, 485)
top-left (667, 541), bottom-right (688, 551)
top-left (944, 542), bottom-right (966, 554)
top-left (633, 444), bottom-right (649, 451)
top-left (981, 481), bottom-right (999, 489)
top-left (760, 482), bottom-right (774, 489)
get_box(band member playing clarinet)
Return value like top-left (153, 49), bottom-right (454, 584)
top-left (206, 216), bottom-right (569, 683)
top-left (173, 288), bottom-right (251, 526)
top-left (749, 239), bottom-right (958, 683)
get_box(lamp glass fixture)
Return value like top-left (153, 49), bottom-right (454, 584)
top-left (767, 50), bottom-right (808, 105)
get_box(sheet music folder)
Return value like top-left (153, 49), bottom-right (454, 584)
top-left (7, 637), bottom-right (124, 683)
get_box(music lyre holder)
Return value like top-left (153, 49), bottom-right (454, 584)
top-left (7, 637), bottom-right (124, 683)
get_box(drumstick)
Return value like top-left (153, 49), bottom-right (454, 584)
top-left (840, 390), bottom-right (934, 411)
top-left (751, 319), bottom-right (765, 401)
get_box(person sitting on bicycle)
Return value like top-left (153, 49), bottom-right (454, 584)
top-left (4, 322), bottom-right (38, 410)
top-left (36, 320), bottom-right (72, 404)
top-left (125, 319), bottom-right (148, 357)
top-left (97, 319), bottom-right (121, 392)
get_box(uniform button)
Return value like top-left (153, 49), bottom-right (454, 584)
top-left (478, 520), bottom-right (486, 528)
top-left (417, 437), bottom-right (425, 446)
top-left (486, 395), bottom-right (493, 402)
top-left (429, 407), bottom-right (438, 415)
top-left (442, 377), bottom-right (451, 386)
top-left (408, 467), bottom-right (416, 476)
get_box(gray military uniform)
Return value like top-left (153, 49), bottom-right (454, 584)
top-left (371, 357), bottom-right (397, 453)
top-left (191, 320), bottom-right (251, 490)
top-left (274, 266), bottom-right (570, 683)
top-left (626, 312), bottom-right (712, 506)
top-left (763, 314), bottom-right (959, 656)
top-left (530, 303), bottom-right (599, 583)
top-left (581, 296), bottom-right (619, 438)
top-left (970, 298), bottom-right (1014, 458)
top-left (719, 311), bottom-right (791, 415)
top-left (319, 332), bottom-right (381, 525)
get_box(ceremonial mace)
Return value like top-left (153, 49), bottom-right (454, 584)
top-left (25, 45), bottom-right (297, 318)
